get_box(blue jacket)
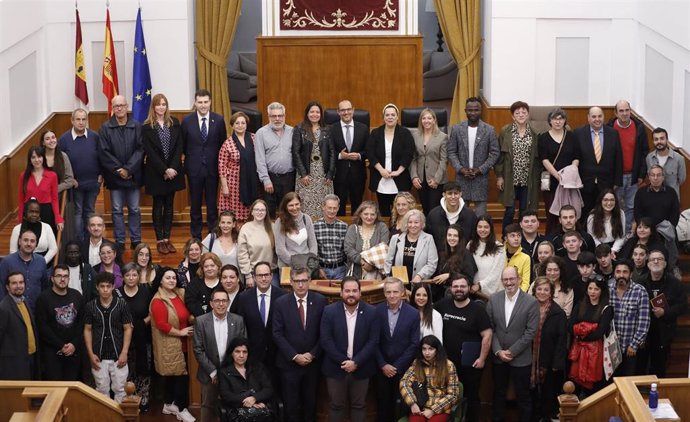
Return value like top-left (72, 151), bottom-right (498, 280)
top-left (375, 301), bottom-right (420, 373)
top-left (272, 291), bottom-right (327, 369)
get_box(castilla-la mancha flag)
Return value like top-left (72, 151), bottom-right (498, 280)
top-left (102, 8), bottom-right (119, 115)
top-left (74, 8), bottom-right (89, 105)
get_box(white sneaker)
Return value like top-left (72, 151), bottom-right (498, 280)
top-left (162, 402), bottom-right (180, 415)
top-left (177, 408), bottom-right (196, 422)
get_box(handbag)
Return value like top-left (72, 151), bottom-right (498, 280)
top-left (412, 380), bottom-right (429, 407)
top-left (541, 132), bottom-right (566, 191)
top-left (603, 308), bottom-right (622, 380)
top-left (226, 406), bottom-right (273, 422)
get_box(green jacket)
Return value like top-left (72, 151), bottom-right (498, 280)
top-left (494, 123), bottom-right (542, 208)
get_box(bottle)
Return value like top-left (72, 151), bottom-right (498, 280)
top-left (649, 383), bottom-right (659, 410)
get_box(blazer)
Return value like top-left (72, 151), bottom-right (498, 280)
top-left (320, 300), bottom-right (379, 379)
top-left (447, 120), bottom-right (500, 201)
top-left (409, 128), bottom-right (449, 185)
top-left (142, 117), bottom-right (185, 196)
top-left (486, 289), bottom-right (539, 367)
top-left (538, 302), bottom-right (568, 371)
top-left (331, 120), bottom-right (369, 182)
top-left (343, 222), bottom-right (390, 279)
top-left (193, 310), bottom-right (247, 384)
top-left (495, 123), bottom-right (542, 209)
top-left (366, 124), bottom-right (415, 192)
top-left (219, 362), bottom-right (274, 408)
top-left (235, 286), bottom-right (286, 364)
top-left (292, 125), bottom-right (336, 180)
top-left (383, 231), bottom-right (438, 280)
top-left (374, 302), bottom-right (420, 373)
top-left (181, 111), bottom-right (227, 177)
top-left (574, 125), bottom-right (623, 188)
top-left (0, 295), bottom-right (37, 380)
top-left (272, 291), bottom-right (327, 370)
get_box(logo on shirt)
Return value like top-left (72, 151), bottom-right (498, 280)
top-left (54, 303), bottom-right (78, 327)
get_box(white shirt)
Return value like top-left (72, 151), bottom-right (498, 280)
top-left (68, 265), bottom-right (82, 294)
top-left (504, 290), bottom-right (519, 326)
top-left (88, 239), bottom-right (102, 267)
top-left (210, 312), bottom-right (228, 379)
top-left (227, 289), bottom-right (239, 312)
top-left (344, 303), bottom-right (359, 359)
top-left (71, 128), bottom-right (88, 140)
top-left (377, 137), bottom-right (398, 194)
top-left (256, 286), bottom-right (273, 325)
top-left (294, 292), bottom-right (308, 326)
top-left (197, 112), bottom-right (210, 131)
top-left (467, 126), bottom-right (478, 167)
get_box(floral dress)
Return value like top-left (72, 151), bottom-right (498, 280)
top-left (296, 130), bottom-right (333, 218)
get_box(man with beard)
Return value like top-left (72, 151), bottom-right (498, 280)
top-left (646, 127), bottom-right (685, 199)
top-left (35, 264), bottom-right (85, 380)
top-left (63, 240), bottom-right (97, 302)
top-left (320, 276), bottom-right (378, 422)
top-left (426, 182), bottom-right (478, 251)
top-left (0, 228), bottom-right (49, 312)
top-left (434, 274), bottom-right (492, 422)
top-left (549, 205), bottom-right (595, 257)
top-left (0, 272), bottom-right (38, 379)
top-left (637, 250), bottom-right (687, 377)
top-left (608, 259), bottom-right (650, 376)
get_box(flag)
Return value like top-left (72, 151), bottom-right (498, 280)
top-left (132, 7), bottom-right (152, 123)
top-left (102, 8), bottom-right (119, 115)
top-left (74, 8), bottom-right (89, 105)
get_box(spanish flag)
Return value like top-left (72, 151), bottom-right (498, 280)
top-left (74, 8), bottom-right (89, 105)
top-left (102, 8), bottom-right (119, 115)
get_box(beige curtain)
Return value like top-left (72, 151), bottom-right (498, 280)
top-left (195, 0), bottom-right (242, 132)
top-left (434, 0), bottom-right (482, 125)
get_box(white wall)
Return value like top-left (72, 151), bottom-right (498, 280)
top-left (0, 0), bottom-right (195, 156)
top-left (483, 0), bottom-right (690, 149)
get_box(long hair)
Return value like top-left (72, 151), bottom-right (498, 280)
top-left (411, 283), bottom-right (434, 330)
top-left (390, 192), bottom-right (416, 228)
top-left (247, 199), bottom-right (275, 249)
top-left (40, 130), bottom-right (66, 183)
top-left (416, 108), bottom-right (440, 135)
top-left (576, 277), bottom-right (610, 321)
top-left (468, 215), bottom-right (499, 256)
top-left (134, 243), bottom-right (155, 280)
top-left (278, 192), bottom-right (301, 235)
top-left (413, 335), bottom-right (449, 388)
top-left (300, 101), bottom-right (324, 142)
top-left (23, 145), bottom-right (48, 196)
top-left (212, 210), bottom-right (239, 241)
top-left (443, 224), bottom-right (468, 272)
top-left (543, 256), bottom-right (571, 293)
top-left (144, 93), bottom-right (173, 127)
top-left (352, 201), bottom-right (381, 226)
top-left (590, 188), bottom-right (624, 240)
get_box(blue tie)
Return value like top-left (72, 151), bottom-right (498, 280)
top-left (259, 293), bottom-right (266, 326)
top-left (201, 117), bottom-right (208, 141)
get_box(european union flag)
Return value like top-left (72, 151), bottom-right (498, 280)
top-left (132, 8), bottom-right (152, 123)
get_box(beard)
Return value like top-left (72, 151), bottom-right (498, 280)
top-left (616, 277), bottom-right (629, 288)
top-left (453, 291), bottom-right (469, 302)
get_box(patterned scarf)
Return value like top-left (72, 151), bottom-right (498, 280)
top-left (531, 299), bottom-right (551, 387)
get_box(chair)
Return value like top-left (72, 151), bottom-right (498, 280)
top-left (227, 52), bottom-right (257, 103)
top-left (401, 107), bottom-right (449, 134)
top-left (230, 105), bottom-right (263, 135)
top-left (423, 51), bottom-right (458, 102)
top-left (324, 109), bottom-right (371, 130)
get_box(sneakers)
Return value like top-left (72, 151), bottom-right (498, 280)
top-left (162, 402), bottom-right (180, 415)
top-left (177, 408), bottom-right (196, 422)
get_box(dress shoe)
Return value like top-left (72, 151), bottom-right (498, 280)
top-left (157, 241), bottom-right (169, 255)
top-left (166, 240), bottom-right (177, 254)
top-left (131, 241), bottom-right (141, 250)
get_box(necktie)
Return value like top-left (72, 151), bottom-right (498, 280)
top-left (259, 293), bottom-right (266, 326)
top-left (345, 124), bottom-right (352, 151)
top-left (298, 299), bottom-right (305, 329)
top-left (17, 301), bottom-right (36, 354)
top-left (201, 117), bottom-right (208, 142)
top-left (594, 131), bottom-right (602, 163)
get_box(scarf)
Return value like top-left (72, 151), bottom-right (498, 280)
top-left (531, 300), bottom-right (552, 387)
top-left (234, 132), bottom-right (258, 206)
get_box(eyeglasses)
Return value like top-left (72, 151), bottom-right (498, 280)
top-left (292, 279), bottom-right (310, 284)
top-left (649, 257), bottom-right (665, 262)
top-left (502, 277), bottom-right (519, 281)
top-left (338, 108), bottom-right (353, 112)
top-left (269, 114), bottom-right (285, 119)
top-left (255, 273), bottom-right (272, 278)
top-left (112, 104), bottom-right (127, 109)
top-left (211, 299), bottom-right (229, 304)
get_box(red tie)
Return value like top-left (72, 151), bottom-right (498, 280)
top-left (298, 299), bottom-right (305, 329)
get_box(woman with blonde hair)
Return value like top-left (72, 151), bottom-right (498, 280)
top-left (238, 199), bottom-right (277, 287)
top-left (384, 209), bottom-right (438, 284)
top-left (410, 108), bottom-right (448, 215)
top-left (184, 252), bottom-right (222, 318)
top-left (142, 93), bottom-right (185, 255)
top-left (390, 191), bottom-right (417, 236)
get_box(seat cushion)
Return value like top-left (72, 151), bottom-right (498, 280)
top-left (239, 54), bottom-right (257, 75)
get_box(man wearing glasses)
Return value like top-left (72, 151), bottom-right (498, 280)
top-left (255, 102), bottom-right (295, 218)
top-left (272, 267), bottom-right (327, 422)
top-left (193, 288), bottom-right (246, 422)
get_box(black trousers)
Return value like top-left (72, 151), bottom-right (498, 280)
top-left (455, 363), bottom-right (483, 422)
top-left (492, 363), bottom-right (532, 422)
top-left (152, 193), bottom-right (175, 240)
top-left (375, 371), bottom-right (403, 422)
top-left (376, 193), bottom-right (396, 218)
top-left (636, 332), bottom-right (671, 377)
top-left (280, 364), bottom-right (320, 422)
top-left (42, 350), bottom-right (81, 381)
top-left (163, 353), bottom-right (189, 409)
top-left (418, 180), bottom-right (444, 216)
top-left (188, 169), bottom-right (219, 239)
top-left (532, 369), bottom-right (563, 421)
top-left (334, 168), bottom-right (365, 216)
top-left (265, 171), bottom-right (296, 219)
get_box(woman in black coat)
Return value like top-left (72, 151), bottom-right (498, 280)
top-left (366, 103), bottom-right (415, 217)
top-left (219, 336), bottom-right (274, 421)
top-left (531, 276), bottom-right (567, 422)
top-left (142, 93), bottom-right (185, 255)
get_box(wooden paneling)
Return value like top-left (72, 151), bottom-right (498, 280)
top-left (256, 36), bottom-right (423, 128)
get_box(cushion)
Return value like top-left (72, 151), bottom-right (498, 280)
top-left (239, 54), bottom-right (257, 75)
top-left (249, 75), bottom-right (258, 88)
top-left (429, 51), bottom-right (453, 69)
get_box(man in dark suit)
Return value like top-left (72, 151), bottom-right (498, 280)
top-left (193, 288), bottom-right (246, 422)
top-left (235, 261), bottom-right (286, 368)
top-left (272, 267), bottom-right (327, 422)
top-left (375, 277), bottom-right (419, 422)
top-left (181, 89), bottom-right (227, 239)
top-left (0, 272), bottom-right (38, 380)
top-left (486, 266), bottom-right (539, 422)
top-left (331, 100), bottom-right (369, 215)
top-left (320, 276), bottom-right (379, 422)
top-left (574, 106), bottom-right (623, 220)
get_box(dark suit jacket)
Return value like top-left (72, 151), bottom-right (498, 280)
top-left (181, 111), bottom-right (227, 177)
top-left (235, 286), bottom-right (286, 364)
top-left (0, 295), bottom-right (37, 380)
top-left (486, 290), bottom-right (539, 367)
top-left (331, 120), bottom-right (369, 183)
top-left (574, 125), bottom-right (623, 188)
top-left (366, 124), bottom-right (415, 192)
top-left (320, 301), bottom-right (379, 379)
top-left (142, 117), bottom-right (185, 196)
top-left (375, 302), bottom-right (420, 373)
top-left (272, 291), bottom-right (327, 370)
top-left (192, 310), bottom-right (246, 384)
top-left (538, 302), bottom-right (567, 371)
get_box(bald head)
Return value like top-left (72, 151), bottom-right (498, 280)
top-left (588, 106), bottom-right (604, 130)
top-left (111, 95), bottom-right (128, 120)
top-left (615, 100), bottom-right (632, 125)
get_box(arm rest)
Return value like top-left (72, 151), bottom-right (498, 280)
top-left (227, 69), bottom-right (250, 80)
top-left (424, 61), bottom-right (458, 79)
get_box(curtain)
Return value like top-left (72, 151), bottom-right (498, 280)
top-left (195, 0), bottom-right (243, 133)
top-left (434, 0), bottom-right (482, 125)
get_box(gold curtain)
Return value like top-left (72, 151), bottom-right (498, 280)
top-left (434, 0), bottom-right (482, 125)
top-left (195, 0), bottom-right (243, 132)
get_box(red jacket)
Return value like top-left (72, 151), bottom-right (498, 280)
top-left (568, 321), bottom-right (603, 389)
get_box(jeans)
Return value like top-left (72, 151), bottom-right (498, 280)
top-left (73, 185), bottom-right (100, 241)
top-left (152, 193), bottom-right (175, 240)
top-left (110, 188), bottom-right (141, 244)
top-left (502, 185), bottom-right (529, 232)
top-left (323, 266), bottom-right (347, 280)
top-left (92, 359), bottom-right (129, 403)
top-left (615, 173), bottom-right (637, 234)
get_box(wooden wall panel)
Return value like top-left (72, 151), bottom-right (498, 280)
top-left (256, 36), bottom-right (423, 128)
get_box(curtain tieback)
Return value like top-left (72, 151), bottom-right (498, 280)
top-left (196, 45), bottom-right (226, 68)
top-left (459, 40), bottom-right (483, 68)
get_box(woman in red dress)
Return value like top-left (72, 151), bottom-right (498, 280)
top-left (18, 145), bottom-right (63, 234)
